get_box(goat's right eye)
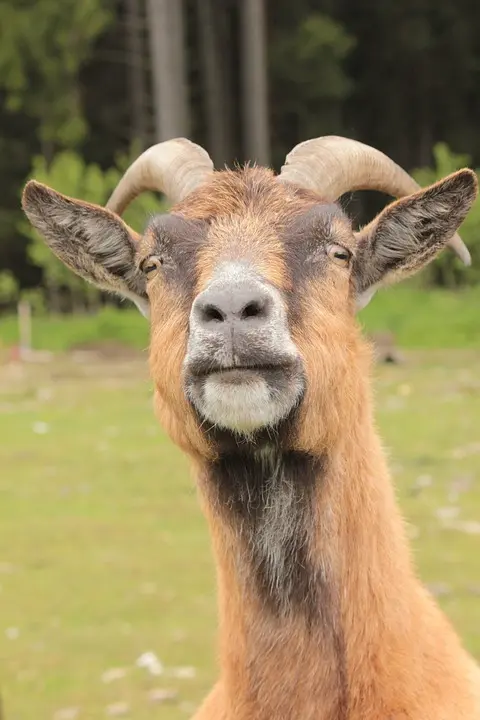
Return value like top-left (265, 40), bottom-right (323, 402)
top-left (141, 255), bottom-right (163, 278)
top-left (327, 244), bottom-right (352, 267)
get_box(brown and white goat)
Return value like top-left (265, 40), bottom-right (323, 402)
top-left (22, 136), bottom-right (480, 719)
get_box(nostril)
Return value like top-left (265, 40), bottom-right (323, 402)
top-left (201, 304), bottom-right (225, 323)
top-left (240, 300), bottom-right (265, 320)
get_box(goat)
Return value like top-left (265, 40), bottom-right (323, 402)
top-left (22, 136), bottom-right (480, 719)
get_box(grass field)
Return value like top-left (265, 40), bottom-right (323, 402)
top-left (1, 345), bottom-right (479, 719)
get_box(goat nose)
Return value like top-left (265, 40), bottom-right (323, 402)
top-left (193, 283), bottom-right (272, 328)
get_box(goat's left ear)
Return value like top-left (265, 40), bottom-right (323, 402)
top-left (22, 181), bottom-right (150, 317)
top-left (353, 169), bottom-right (478, 310)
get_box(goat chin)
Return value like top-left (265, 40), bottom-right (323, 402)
top-left (197, 372), bottom-right (303, 435)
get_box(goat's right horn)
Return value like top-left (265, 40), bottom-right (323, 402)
top-left (106, 138), bottom-right (214, 215)
top-left (279, 136), bottom-right (471, 266)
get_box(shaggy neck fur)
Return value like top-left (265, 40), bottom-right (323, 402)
top-left (194, 380), bottom-right (478, 720)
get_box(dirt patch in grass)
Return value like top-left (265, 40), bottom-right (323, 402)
top-left (69, 340), bottom-right (145, 361)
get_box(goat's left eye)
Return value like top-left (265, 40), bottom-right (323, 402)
top-left (141, 255), bottom-right (163, 277)
top-left (327, 244), bottom-right (352, 267)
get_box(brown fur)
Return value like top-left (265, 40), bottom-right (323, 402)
top-left (21, 165), bottom-right (480, 719)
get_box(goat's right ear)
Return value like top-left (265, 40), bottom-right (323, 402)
top-left (21, 181), bottom-right (149, 316)
top-left (352, 169), bottom-right (478, 311)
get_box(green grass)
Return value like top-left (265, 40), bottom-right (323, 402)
top-left (0, 306), bottom-right (149, 353)
top-left (1, 283), bottom-right (480, 352)
top-left (359, 283), bottom-right (480, 348)
top-left (0, 350), bottom-right (479, 719)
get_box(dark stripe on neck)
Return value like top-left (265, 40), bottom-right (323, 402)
top-left (207, 449), bottom-right (328, 618)
top-left (205, 446), bottom-right (349, 717)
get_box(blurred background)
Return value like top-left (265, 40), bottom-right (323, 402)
top-left (0, 1), bottom-right (479, 719)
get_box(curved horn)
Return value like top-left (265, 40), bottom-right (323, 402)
top-left (106, 138), bottom-right (214, 215)
top-left (279, 136), bottom-right (471, 265)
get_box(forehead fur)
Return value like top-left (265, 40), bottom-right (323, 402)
top-left (167, 167), bottom-right (353, 291)
top-left (174, 166), bottom-right (327, 221)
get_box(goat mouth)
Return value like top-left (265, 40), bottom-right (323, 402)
top-left (187, 358), bottom-right (299, 381)
top-left (205, 364), bottom-right (292, 380)
top-left (184, 357), bottom-right (305, 436)
top-left (207, 367), bottom-right (283, 387)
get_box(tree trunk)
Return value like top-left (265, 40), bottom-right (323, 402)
top-left (146, 0), bottom-right (190, 141)
top-left (48, 283), bottom-right (62, 314)
top-left (196, 0), bottom-right (234, 166)
top-left (170, 0), bottom-right (189, 137)
top-left (240, 0), bottom-right (270, 165)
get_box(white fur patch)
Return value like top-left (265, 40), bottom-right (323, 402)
top-left (202, 375), bottom-right (279, 432)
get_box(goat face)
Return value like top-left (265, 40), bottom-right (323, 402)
top-left (21, 140), bottom-right (477, 457)
top-left (143, 169), bottom-right (363, 453)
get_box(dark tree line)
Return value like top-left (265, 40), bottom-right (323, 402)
top-left (1, 0), bottom-right (480, 302)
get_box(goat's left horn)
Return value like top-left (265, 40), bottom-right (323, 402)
top-left (106, 138), bottom-right (214, 215)
top-left (278, 135), bottom-right (471, 266)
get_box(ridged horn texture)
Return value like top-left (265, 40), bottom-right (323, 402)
top-left (106, 138), bottom-right (214, 215)
top-left (279, 135), bottom-right (471, 265)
